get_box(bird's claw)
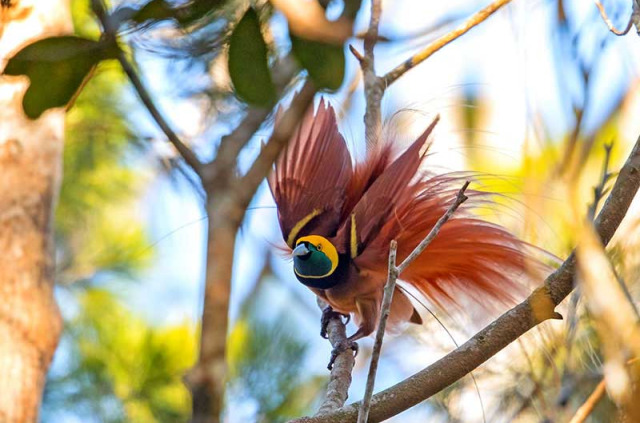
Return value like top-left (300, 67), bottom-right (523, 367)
top-left (320, 307), bottom-right (351, 339)
top-left (327, 339), bottom-right (359, 370)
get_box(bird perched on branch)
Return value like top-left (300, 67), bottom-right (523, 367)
top-left (269, 99), bottom-right (542, 359)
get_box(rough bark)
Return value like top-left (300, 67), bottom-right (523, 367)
top-left (0, 0), bottom-right (71, 421)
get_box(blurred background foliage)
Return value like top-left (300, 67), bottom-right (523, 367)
top-left (36, 0), bottom-right (640, 421)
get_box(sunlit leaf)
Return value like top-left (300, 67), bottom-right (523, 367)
top-left (290, 35), bottom-right (344, 91)
top-left (228, 7), bottom-right (276, 106)
top-left (3, 36), bottom-right (117, 119)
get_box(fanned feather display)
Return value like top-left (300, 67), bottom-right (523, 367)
top-left (269, 99), bottom-right (547, 340)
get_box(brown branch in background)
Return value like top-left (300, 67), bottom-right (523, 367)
top-left (568, 379), bottom-right (607, 423)
top-left (94, 3), bottom-right (317, 423)
top-left (203, 107), bottom-right (271, 183)
top-left (189, 84), bottom-right (317, 423)
top-left (202, 56), bottom-right (297, 184)
top-left (91, 0), bottom-right (203, 177)
top-left (233, 82), bottom-right (316, 208)
top-left (316, 300), bottom-right (356, 415)
top-left (358, 182), bottom-right (469, 423)
top-left (382, 0), bottom-right (513, 86)
top-left (594, 0), bottom-right (633, 36)
top-left (288, 135), bottom-right (640, 423)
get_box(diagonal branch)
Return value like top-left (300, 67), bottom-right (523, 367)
top-left (232, 81), bottom-right (316, 210)
top-left (357, 182), bottom-right (469, 423)
top-left (594, 0), bottom-right (634, 36)
top-left (568, 379), bottom-right (607, 423)
top-left (288, 134), bottom-right (640, 423)
top-left (382, 0), bottom-right (514, 87)
top-left (356, 240), bottom-right (397, 423)
top-left (202, 56), bottom-right (297, 185)
top-left (116, 50), bottom-right (204, 176)
top-left (396, 181), bottom-right (470, 273)
top-left (91, 0), bottom-right (203, 177)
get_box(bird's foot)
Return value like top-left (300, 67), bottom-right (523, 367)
top-left (320, 306), bottom-right (351, 339)
top-left (327, 339), bottom-right (359, 370)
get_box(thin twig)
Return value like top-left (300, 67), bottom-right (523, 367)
top-left (568, 379), bottom-right (607, 423)
top-left (588, 142), bottom-right (613, 220)
top-left (357, 182), bottom-right (470, 423)
top-left (397, 181), bottom-right (470, 273)
top-left (383, 0), bottom-right (513, 87)
top-left (357, 241), bottom-right (397, 423)
top-left (594, 0), bottom-right (633, 36)
top-left (91, 0), bottom-right (203, 177)
top-left (117, 53), bottom-right (203, 176)
top-left (288, 134), bottom-right (640, 423)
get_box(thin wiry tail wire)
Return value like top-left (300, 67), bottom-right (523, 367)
top-left (398, 284), bottom-right (487, 423)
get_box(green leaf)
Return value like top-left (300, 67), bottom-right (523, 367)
top-left (290, 35), bottom-right (345, 91)
top-left (3, 36), bottom-right (117, 119)
top-left (131, 0), bottom-right (175, 23)
top-left (228, 7), bottom-right (276, 106)
top-left (131, 0), bottom-right (223, 26)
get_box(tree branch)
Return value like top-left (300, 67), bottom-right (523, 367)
top-left (91, 0), bottom-right (203, 177)
top-left (316, 301), bottom-right (356, 415)
top-left (396, 181), bottom-right (469, 274)
top-left (358, 182), bottom-right (469, 423)
top-left (594, 0), bottom-right (634, 36)
top-left (232, 81), bottom-right (316, 211)
top-left (202, 56), bottom-right (297, 185)
top-left (187, 82), bottom-right (317, 423)
top-left (382, 0), bottom-right (514, 87)
top-left (357, 240), bottom-right (397, 423)
top-left (568, 379), bottom-right (606, 423)
top-left (288, 134), bottom-right (640, 423)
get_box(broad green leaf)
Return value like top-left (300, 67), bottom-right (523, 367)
top-left (228, 7), bottom-right (276, 106)
top-left (290, 35), bottom-right (345, 91)
top-left (131, 0), bottom-right (175, 23)
top-left (3, 36), bottom-right (117, 119)
top-left (131, 0), bottom-right (223, 26)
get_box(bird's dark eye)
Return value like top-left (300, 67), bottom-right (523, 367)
top-left (317, 244), bottom-right (322, 251)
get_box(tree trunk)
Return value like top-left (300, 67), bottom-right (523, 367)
top-left (0, 1), bottom-right (71, 421)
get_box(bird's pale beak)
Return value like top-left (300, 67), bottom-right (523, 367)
top-left (293, 243), bottom-right (310, 257)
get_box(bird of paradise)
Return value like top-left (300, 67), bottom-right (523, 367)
top-left (269, 99), bottom-right (541, 357)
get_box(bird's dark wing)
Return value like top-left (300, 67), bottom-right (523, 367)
top-left (269, 99), bottom-right (353, 248)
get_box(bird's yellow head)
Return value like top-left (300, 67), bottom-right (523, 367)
top-left (292, 235), bottom-right (339, 279)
